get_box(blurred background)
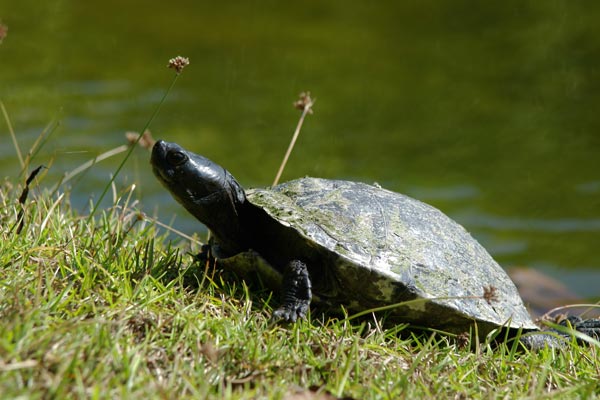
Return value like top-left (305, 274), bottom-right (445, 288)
top-left (1, 1), bottom-right (599, 308)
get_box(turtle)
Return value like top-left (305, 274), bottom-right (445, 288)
top-left (151, 140), bottom-right (599, 349)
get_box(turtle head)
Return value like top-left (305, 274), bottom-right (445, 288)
top-left (151, 140), bottom-right (247, 255)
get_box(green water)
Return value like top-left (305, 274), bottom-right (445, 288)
top-left (1, 1), bottom-right (599, 298)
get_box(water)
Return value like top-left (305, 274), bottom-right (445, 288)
top-left (1, 1), bottom-right (599, 300)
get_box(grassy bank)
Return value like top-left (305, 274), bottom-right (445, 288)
top-left (0, 67), bottom-right (598, 398)
top-left (1, 180), bottom-right (599, 399)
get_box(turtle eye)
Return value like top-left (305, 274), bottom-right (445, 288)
top-left (166, 150), bottom-right (188, 166)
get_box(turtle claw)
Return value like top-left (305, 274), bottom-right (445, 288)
top-left (272, 301), bottom-right (309, 324)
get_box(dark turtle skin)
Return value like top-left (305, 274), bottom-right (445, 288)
top-left (151, 140), bottom-right (600, 349)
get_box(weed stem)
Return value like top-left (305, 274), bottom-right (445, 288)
top-left (1, 101), bottom-right (23, 168)
top-left (272, 93), bottom-right (314, 187)
top-left (87, 73), bottom-right (181, 222)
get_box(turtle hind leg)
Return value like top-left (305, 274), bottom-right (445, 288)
top-left (520, 316), bottom-right (600, 350)
top-left (271, 260), bottom-right (312, 323)
top-left (563, 316), bottom-right (600, 341)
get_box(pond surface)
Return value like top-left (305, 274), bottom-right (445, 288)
top-left (2, 1), bottom-right (599, 301)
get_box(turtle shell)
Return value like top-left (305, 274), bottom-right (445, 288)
top-left (245, 177), bottom-right (537, 334)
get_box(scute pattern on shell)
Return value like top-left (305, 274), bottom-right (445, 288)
top-left (247, 177), bottom-right (537, 332)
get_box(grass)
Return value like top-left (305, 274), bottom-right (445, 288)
top-left (1, 58), bottom-right (599, 399)
top-left (1, 176), bottom-right (600, 399)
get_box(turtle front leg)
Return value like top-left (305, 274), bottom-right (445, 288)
top-left (272, 260), bottom-right (312, 323)
top-left (194, 244), bottom-right (213, 263)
